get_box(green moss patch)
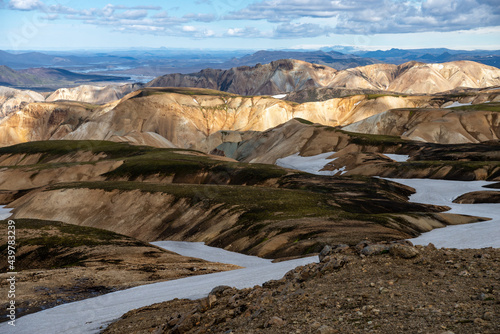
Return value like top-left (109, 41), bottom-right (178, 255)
top-left (0, 218), bottom-right (145, 270)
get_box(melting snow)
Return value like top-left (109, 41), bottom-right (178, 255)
top-left (384, 154), bottom-right (410, 162)
top-left (0, 206), bottom-right (12, 220)
top-left (276, 152), bottom-right (338, 175)
top-left (386, 179), bottom-right (500, 249)
top-left (443, 101), bottom-right (472, 108)
top-left (4, 242), bottom-right (316, 334)
top-left (272, 94), bottom-right (287, 99)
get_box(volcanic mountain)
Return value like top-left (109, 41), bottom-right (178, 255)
top-left (147, 59), bottom-right (500, 96)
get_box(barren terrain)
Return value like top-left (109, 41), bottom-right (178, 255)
top-left (103, 243), bottom-right (500, 334)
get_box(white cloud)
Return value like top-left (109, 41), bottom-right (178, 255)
top-left (183, 13), bottom-right (216, 22)
top-left (225, 0), bottom-right (500, 34)
top-left (9, 0), bottom-right (43, 11)
top-left (182, 25), bottom-right (197, 32)
top-left (115, 10), bottom-right (148, 20)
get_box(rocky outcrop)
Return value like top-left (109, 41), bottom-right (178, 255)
top-left (0, 86), bottom-right (45, 118)
top-left (147, 60), bottom-right (500, 96)
top-left (453, 191), bottom-right (500, 204)
top-left (46, 83), bottom-right (144, 105)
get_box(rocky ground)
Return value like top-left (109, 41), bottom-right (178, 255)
top-left (103, 242), bottom-right (500, 334)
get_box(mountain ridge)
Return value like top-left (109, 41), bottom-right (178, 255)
top-left (147, 59), bottom-right (500, 96)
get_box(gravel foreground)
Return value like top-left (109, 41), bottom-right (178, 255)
top-left (103, 242), bottom-right (499, 334)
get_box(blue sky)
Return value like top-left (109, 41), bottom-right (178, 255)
top-left (0, 0), bottom-right (499, 51)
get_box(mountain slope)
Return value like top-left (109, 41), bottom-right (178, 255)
top-left (0, 140), bottom-right (473, 259)
top-left (147, 60), bottom-right (500, 96)
top-left (46, 83), bottom-right (144, 104)
top-left (0, 86), bottom-right (44, 117)
top-left (342, 102), bottom-right (500, 144)
top-left (1, 87), bottom-right (499, 150)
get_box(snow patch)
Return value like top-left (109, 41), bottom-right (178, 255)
top-left (276, 152), bottom-right (337, 175)
top-left (384, 154), bottom-right (410, 162)
top-left (443, 101), bottom-right (472, 108)
top-left (386, 178), bottom-right (500, 249)
top-left (272, 94), bottom-right (287, 99)
top-left (0, 205), bottom-right (12, 220)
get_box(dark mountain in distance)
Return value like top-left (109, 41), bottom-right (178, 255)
top-left (220, 50), bottom-right (380, 70)
top-left (0, 50), bottom-right (140, 69)
top-left (357, 48), bottom-right (500, 68)
top-left (0, 66), bottom-right (129, 90)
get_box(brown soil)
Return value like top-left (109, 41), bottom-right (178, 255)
top-left (0, 219), bottom-right (239, 321)
top-left (103, 243), bottom-right (500, 334)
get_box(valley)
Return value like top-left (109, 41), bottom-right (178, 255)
top-left (0, 55), bottom-right (499, 333)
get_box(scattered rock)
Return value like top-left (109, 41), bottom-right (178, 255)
top-left (265, 316), bottom-right (285, 327)
top-left (389, 243), bottom-right (419, 259)
top-left (317, 324), bottom-right (337, 333)
top-left (360, 244), bottom-right (390, 256)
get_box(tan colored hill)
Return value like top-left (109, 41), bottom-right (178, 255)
top-left (147, 59), bottom-right (338, 96)
top-left (0, 86), bottom-right (44, 118)
top-left (46, 83), bottom-right (144, 105)
top-left (147, 60), bottom-right (500, 96)
top-left (4, 87), bottom-right (497, 151)
top-left (342, 102), bottom-right (500, 144)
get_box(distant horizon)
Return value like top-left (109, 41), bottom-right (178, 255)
top-left (2, 45), bottom-right (500, 54)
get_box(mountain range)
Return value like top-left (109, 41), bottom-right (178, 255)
top-left (147, 59), bottom-right (500, 96)
top-left (0, 65), bottom-right (128, 90)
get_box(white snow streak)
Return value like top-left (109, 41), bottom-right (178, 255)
top-left (275, 151), bottom-right (337, 175)
top-left (272, 94), bottom-right (287, 99)
top-left (443, 101), bottom-right (473, 108)
top-left (384, 154), bottom-right (410, 162)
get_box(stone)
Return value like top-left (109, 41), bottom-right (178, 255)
top-left (265, 316), bottom-right (285, 327)
top-left (210, 285), bottom-right (232, 297)
top-left (360, 244), bottom-right (390, 256)
top-left (389, 244), bottom-right (419, 259)
top-left (317, 325), bottom-right (337, 334)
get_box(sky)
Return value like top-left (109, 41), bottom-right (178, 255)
top-left (0, 0), bottom-right (499, 51)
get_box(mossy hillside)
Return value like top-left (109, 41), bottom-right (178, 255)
top-left (46, 179), bottom-right (437, 228)
top-left (381, 160), bottom-right (500, 180)
top-left (339, 129), bottom-right (409, 147)
top-left (135, 87), bottom-right (238, 98)
top-left (0, 140), bottom-right (154, 164)
top-left (0, 219), bottom-right (145, 270)
top-left (448, 102), bottom-right (500, 112)
top-left (365, 93), bottom-right (407, 100)
top-left (103, 149), bottom-right (288, 184)
top-left (0, 140), bottom-right (289, 184)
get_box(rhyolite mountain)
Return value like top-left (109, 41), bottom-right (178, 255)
top-left (147, 59), bottom-right (500, 96)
